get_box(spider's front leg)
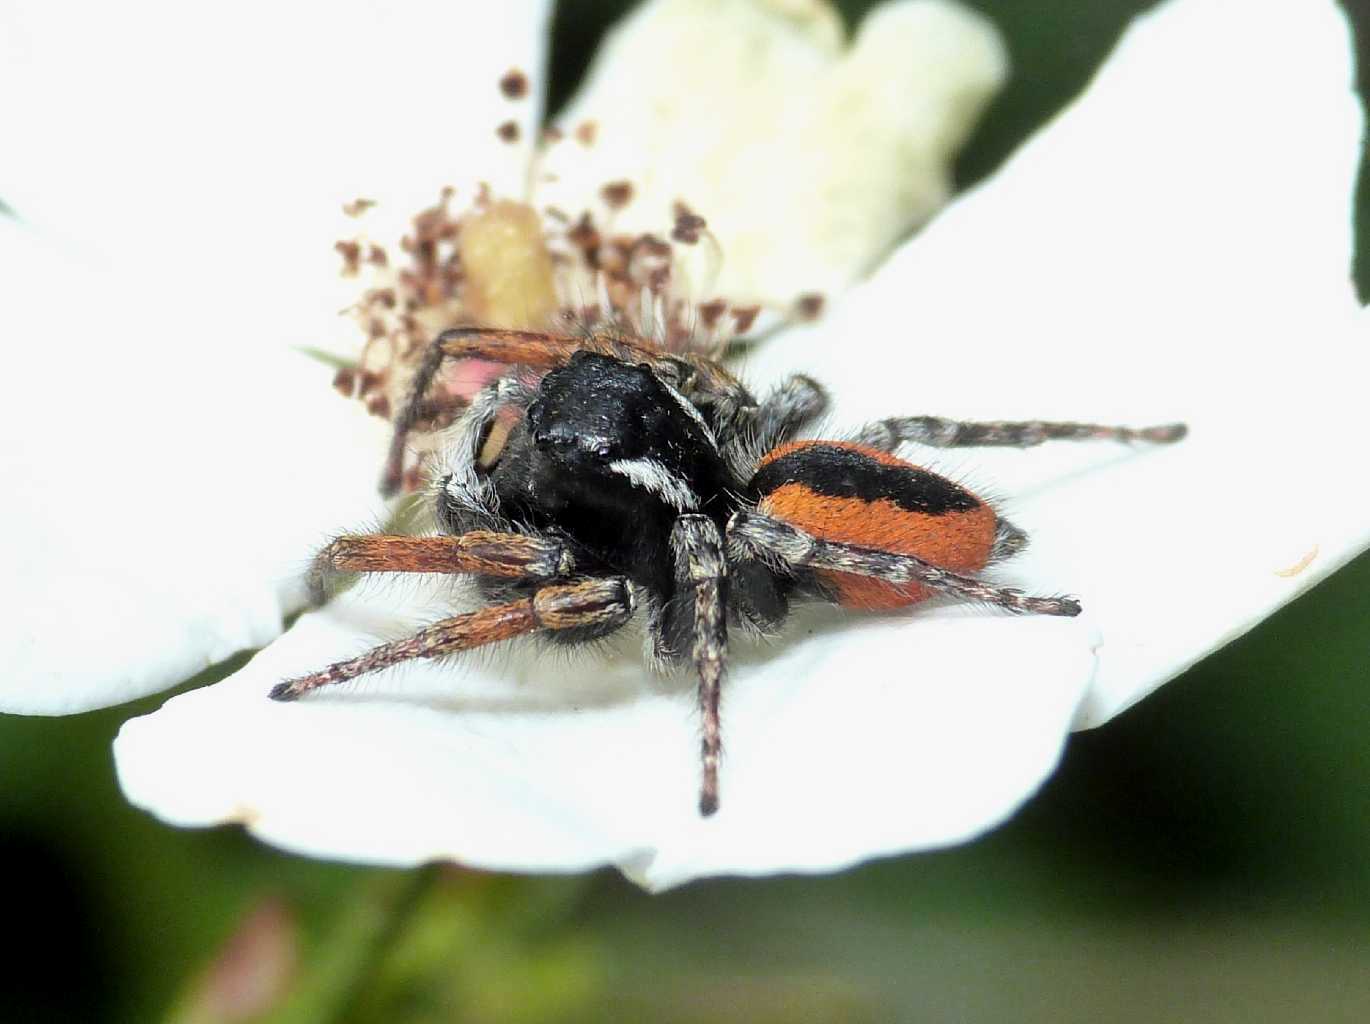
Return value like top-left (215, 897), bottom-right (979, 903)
top-left (307, 531), bottom-right (574, 606)
top-left (384, 327), bottom-right (699, 495)
top-left (269, 577), bottom-right (632, 701)
top-left (666, 515), bottom-right (729, 816)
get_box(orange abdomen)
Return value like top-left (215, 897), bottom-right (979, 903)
top-left (751, 441), bottom-right (997, 609)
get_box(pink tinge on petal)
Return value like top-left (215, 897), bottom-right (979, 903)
top-left (443, 359), bottom-right (508, 401)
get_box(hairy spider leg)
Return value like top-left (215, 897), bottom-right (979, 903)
top-left (750, 374), bottom-right (829, 453)
top-left (853, 415), bottom-right (1188, 452)
top-left (308, 531), bottom-right (574, 605)
top-left (719, 373), bottom-right (830, 480)
top-left (728, 510), bottom-right (1081, 616)
top-left (670, 515), bottom-right (728, 816)
top-left (270, 577), bottom-right (632, 701)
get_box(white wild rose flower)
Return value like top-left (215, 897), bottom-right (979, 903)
top-left (2, 0), bottom-right (1367, 890)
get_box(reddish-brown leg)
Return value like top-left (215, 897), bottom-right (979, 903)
top-left (308, 532), bottom-right (575, 604)
top-left (381, 326), bottom-right (752, 496)
top-left (270, 577), bottom-right (632, 701)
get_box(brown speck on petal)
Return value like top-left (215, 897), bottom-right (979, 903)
top-left (698, 299), bottom-right (727, 330)
top-left (335, 240), bottom-right (362, 276)
top-left (496, 120), bottom-right (520, 143)
top-left (569, 213), bottom-right (602, 262)
top-left (543, 125), bottom-right (563, 143)
top-left (671, 202), bottom-right (707, 244)
top-left (575, 120), bottom-right (598, 146)
top-left (634, 234), bottom-right (671, 258)
top-left (367, 244), bottom-right (388, 268)
top-left (627, 234), bottom-right (672, 294)
top-left (795, 292), bottom-right (826, 320)
top-left (601, 180), bottom-right (634, 209)
top-left (332, 367), bottom-right (357, 397)
top-left (366, 394), bottom-right (392, 420)
top-left (731, 306), bottom-right (760, 334)
top-left (342, 198), bottom-right (375, 217)
top-left (499, 68), bottom-right (529, 99)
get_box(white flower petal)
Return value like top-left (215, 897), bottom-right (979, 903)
top-left (0, 220), bottom-right (389, 714)
top-left (0, 4), bottom-right (552, 714)
top-left (0, 2), bottom-right (550, 294)
top-left (111, 0), bottom-right (1366, 887)
top-left (740, 0), bottom-right (1367, 725)
top-left (115, 575), bottom-right (1093, 890)
top-left (534, 0), bottom-right (1006, 309)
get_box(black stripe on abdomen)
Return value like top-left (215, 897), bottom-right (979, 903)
top-left (750, 444), bottom-right (980, 516)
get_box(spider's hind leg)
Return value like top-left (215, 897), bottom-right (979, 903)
top-left (728, 510), bottom-right (1080, 617)
top-left (853, 415), bottom-right (1187, 453)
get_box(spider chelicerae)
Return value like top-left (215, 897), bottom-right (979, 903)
top-left (270, 326), bottom-right (1186, 815)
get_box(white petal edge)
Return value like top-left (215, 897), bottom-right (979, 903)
top-left (115, 575), bottom-right (1093, 891)
top-left (0, 3), bottom-right (552, 714)
top-left (0, 218), bottom-right (388, 714)
top-left (739, 0), bottom-right (1368, 727)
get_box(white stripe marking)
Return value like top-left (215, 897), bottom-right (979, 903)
top-left (609, 458), bottom-right (700, 510)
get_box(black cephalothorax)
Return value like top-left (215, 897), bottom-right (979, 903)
top-left (275, 327), bottom-right (1186, 816)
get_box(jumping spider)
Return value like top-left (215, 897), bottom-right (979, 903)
top-left (271, 326), bottom-right (1186, 815)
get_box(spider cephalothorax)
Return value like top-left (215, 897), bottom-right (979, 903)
top-left (273, 327), bottom-right (1186, 815)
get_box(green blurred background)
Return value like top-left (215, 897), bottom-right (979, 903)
top-left (4, 1), bottom-right (1368, 1020)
